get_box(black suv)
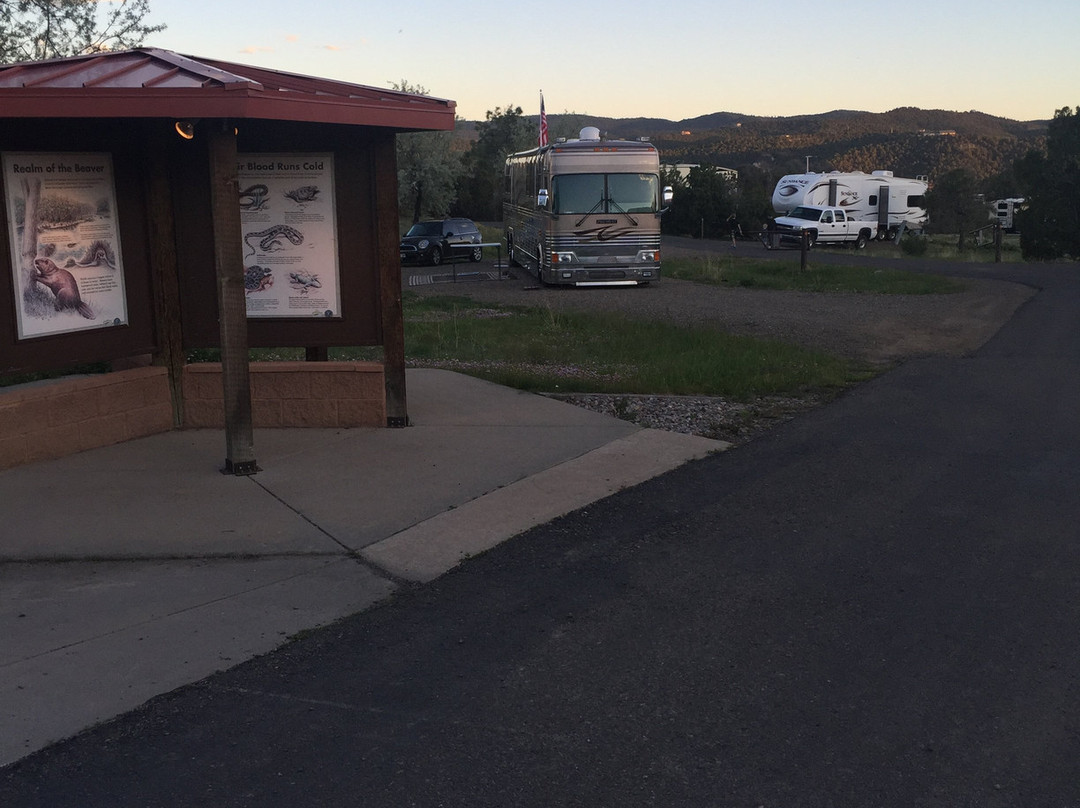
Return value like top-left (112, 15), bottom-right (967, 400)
top-left (399, 218), bottom-right (484, 266)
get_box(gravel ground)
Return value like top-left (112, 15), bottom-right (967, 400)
top-left (403, 240), bottom-right (1034, 445)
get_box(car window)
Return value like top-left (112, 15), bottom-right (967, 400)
top-left (406, 222), bottom-right (440, 237)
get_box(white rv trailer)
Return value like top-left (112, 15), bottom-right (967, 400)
top-left (772, 170), bottom-right (928, 240)
top-left (990, 198), bottom-right (1025, 232)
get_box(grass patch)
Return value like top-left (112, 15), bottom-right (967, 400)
top-left (329, 294), bottom-right (873, 400)
top-left (664, 255), bottom-right (966, 294)
top-left (907, 233), bottom-right (1025, 262)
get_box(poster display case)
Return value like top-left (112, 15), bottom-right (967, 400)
top-left (3, 152), bottom-right (128, 340)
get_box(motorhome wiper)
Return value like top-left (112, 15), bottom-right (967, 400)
top-left (575, 196), bottom-right (607, 227)
top-left (606, 197), bottom-right (639, 227)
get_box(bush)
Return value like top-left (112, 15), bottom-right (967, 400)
top-left (900, 235), bottom-right (929, 256)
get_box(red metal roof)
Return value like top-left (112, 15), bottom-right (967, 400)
top-left (0, 48), bottom-right (455, 131)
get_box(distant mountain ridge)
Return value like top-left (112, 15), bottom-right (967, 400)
top-left (572, 107), bottom-right (1046, 140)
top-left (527, 107), bottom-right (1047, 181)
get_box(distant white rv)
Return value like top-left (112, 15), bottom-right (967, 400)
top-left (772, 170), bottom-right (928, 240)
top-left (990, 198), bottom-right (1025, 232)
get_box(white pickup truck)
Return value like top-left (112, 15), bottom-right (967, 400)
top-left (772, 205), bottom-right (877, 249)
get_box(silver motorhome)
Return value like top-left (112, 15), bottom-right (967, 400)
top-left (772, 170), bottom-right (928, 240)
top-left (504, 127), bottom-right (672, 286)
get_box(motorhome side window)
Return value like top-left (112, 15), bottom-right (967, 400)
top-left (908, 195), bottom-right (925, 207)
top-left (869, 194), bottom-right (878, 206)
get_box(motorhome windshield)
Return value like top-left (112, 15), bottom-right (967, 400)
top-left (788, 207), bottom-right (823, 221)
top-left (552, 173), bottom-right (659, 215)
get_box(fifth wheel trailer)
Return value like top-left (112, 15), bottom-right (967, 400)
top-left (772, 170), bottom-right (928, 240)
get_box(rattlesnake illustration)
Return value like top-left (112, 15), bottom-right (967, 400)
top-left (244, 265), bottom-right (273, 293)
top-left (243, 224), bottom-right (303, 257)
top-left (239, 184), bottom-right (270, 211)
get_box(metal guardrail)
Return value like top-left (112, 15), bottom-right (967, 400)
top-left (450, 242), bottom-right (504, 282)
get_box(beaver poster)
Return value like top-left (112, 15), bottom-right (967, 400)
top-left (236, 152), bottom-right (341, 319)
top-left (2, 152), bottom-right (128, 339)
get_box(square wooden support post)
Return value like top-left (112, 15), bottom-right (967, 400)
top-left (208, 123), bottom-right (258, 474)
top-left (374, 136), bottom-right (408, 427)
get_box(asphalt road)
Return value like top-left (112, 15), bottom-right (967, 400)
top-left (3, 261), bottom-right (1079, 807)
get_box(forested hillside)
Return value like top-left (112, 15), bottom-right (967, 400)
top-left (538, 107), bottom-right (1047, 182)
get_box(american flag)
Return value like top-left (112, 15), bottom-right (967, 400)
top-left (538, 93), bottom-right (548, 148)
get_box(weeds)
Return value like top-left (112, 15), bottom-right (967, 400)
top-left (663, 256), bottom-right (966, 294)
top-left (331, 294), bottom-right (874, 400)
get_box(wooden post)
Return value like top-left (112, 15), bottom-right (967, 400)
top-left (800, 229), bottom-right (810, 272)
top-left (994, 222), bottom-right (1003, 263)
top-left (144, 133), bottom-right (185, 427)
top-left (373, 135), bottom-right (408, 427)
top-left (207, 122), bottom-right (258, 474)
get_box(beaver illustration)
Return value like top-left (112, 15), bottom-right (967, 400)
top-left (32, 257), bottom-right (93, 319)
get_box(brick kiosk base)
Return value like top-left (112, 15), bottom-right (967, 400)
top-left (181, 361), bottom-right (386, 429)
top-left (0, 362), bottom-right (388, 471)
top-left (0, 367), bottom-right (174, 472)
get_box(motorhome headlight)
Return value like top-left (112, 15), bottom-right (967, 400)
top-left (553, 252), bottom-right (575, 264)
top-left (637, 249), bottom-right (660, 262)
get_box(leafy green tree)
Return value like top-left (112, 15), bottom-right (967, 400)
top-left (455, 105), bottom-right (534, 221)
top-left (731, 164), bottom-right (776, 232)
top-left (1015, 106), bottom-right (1080, 259)
top-left (392, 81), bottom-right (464, 224)
top-left (662, 166), bottom-right (735, 239)
top-left (926, 168), bottom-right (988, 249)
top-left (0, 0), bottom-right (164, 63)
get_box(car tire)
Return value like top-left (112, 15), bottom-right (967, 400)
top-left (854, 232), bottom-right (868, 249)
top-left (428, 246), bottom-right (442, 266)
top-left (469, 246), bottom-right (483, 263)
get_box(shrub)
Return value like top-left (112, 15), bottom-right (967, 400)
top-left (900, 236), bottom-right (929, 256)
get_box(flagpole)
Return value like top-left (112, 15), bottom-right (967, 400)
top-left (538, 90), bottom-right (548, 148)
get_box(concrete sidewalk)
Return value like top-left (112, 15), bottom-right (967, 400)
top-left (0, 368), bottom-right (726, 766)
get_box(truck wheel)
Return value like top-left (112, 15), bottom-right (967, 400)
top-left (854, 232), bottom-right (868, 249)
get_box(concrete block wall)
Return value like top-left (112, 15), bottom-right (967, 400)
top-left (182, 361), bottom-right (386, 429)
top-left (0, 367), bottom-right (174, 471)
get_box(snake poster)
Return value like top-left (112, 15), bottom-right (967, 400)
top-left (236, 152), bottom-right (341, 318)
top-left (2, 152), bottom-right (128, 340)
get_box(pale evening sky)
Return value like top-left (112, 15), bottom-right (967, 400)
top-left (144, 0), bottom-right (1077, 123)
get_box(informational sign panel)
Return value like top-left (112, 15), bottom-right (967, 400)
top-left (236, 153), bottom-right (341, 318)
top-left (3, 152), bottom-right (128, 339)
